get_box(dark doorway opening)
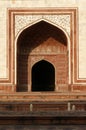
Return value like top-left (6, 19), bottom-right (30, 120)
top-left (32, 60), bottom-right (55, 91)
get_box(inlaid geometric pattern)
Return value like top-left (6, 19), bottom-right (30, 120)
top-left (15, 14), bottom-right (70, 37)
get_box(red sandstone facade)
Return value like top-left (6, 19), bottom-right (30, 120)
top-left (0, 8), bottom-right (80, 93)
top-left (0, 8), bottom-right (86, 130)
top-left (0, 8), bottom-right (85, 93)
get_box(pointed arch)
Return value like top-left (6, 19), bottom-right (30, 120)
top-left (32, 60), bottom-right (55, 91)
top-left (16, 20), bottom-right (69, 92)
top-left (15, 18), bottom-right (70, 47)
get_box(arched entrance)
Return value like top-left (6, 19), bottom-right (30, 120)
top-left (17, 20), bottom-right (68, 92)
top-left (32, 60), bottom-right (55, 91)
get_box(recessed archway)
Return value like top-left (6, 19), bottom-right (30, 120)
top-left (16, 20), bottom-right (68, 92)
top-left (32, 60), bottom-right (55, 91)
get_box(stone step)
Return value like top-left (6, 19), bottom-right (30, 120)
top-left (0, 92), bottom-right (86, 101)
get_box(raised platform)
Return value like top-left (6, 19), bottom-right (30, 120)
top-left (0, 93), bottom-right (86, 128)
top-left (0, 92), bottom-right (86, 126)
top-left (0, 92), bottom-right (86, 112)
